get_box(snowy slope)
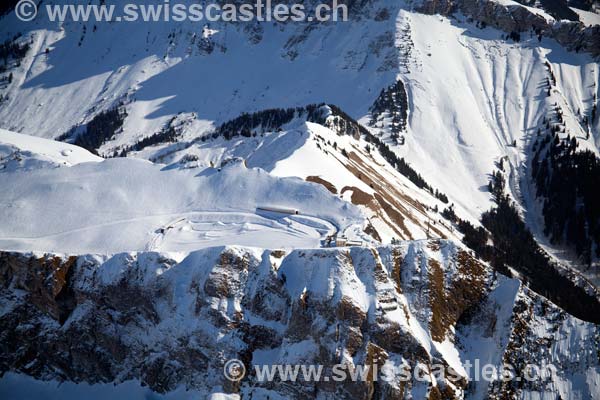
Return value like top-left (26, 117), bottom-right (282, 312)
top-left (0, 0), bottom-right (597, 297)
top-left (367, 9), bottom-right (600, 280)
top-left (0, 2), bottom-right (599, 398)
top-left (376, 11), bottom-right (599, 218)
top-left (141, 113), bottom-right (458, 244)
top-left (0, 0), bottom-right (597, 227)
top-left (0, 132), bottom-right (367, 253)
top-left (0, 128), bottom-right (102, 170)
top-left (0, 113), bottom-right (456, 252)
top-left (571, 7), bottom-right (600, 26)
top-left (0, 0), bottom-right (596, 232)
top-left (0, 0), bottom-right (398, 142)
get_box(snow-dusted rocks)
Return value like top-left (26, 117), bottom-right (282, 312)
top-left (0, 241), bottom-right (598, 399)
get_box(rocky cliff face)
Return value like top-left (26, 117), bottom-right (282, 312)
top-left (417, 0), bottom-right (600, 56)
top-left (1, 242), bottom-right (598, 399)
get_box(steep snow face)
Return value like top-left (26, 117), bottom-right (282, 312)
top-left (0, 1), bottom-right (597, 250)
top-left (571, 7), bottom-right (600, 26)
top-left (381, 11), bottom-right (599, 220)
top-left (364, 9), bottom-right (599, 280)
top-left (0, 242), bottom-right (598, 399)
top-left (0, 137), bottom-right (367, 253)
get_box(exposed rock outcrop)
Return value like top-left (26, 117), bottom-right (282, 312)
top-left (1, 242), bottom-right (598, 398)
top-left (418, 0), bottom-right (600, 56)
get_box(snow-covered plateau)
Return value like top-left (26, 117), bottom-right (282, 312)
top-left (0, 0), bottom-right (599, 398)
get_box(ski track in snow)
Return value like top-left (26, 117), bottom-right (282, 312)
top-left (0, 131), bottom-right (366, 253)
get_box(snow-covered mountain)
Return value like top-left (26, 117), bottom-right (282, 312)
top-left (1, 242), bottom-right (599, 399)
top-left (1, 0), bottom-right (600, 398)
top-left (0, 127), bottom-right (370, 253)
top-left (1, 0), bottom-right (598, 246)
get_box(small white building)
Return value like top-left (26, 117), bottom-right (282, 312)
top-left (257, 206), bottom-right (300, 215)
top-left (335, 236), bottom-right (347, 247)
top-left (346, 240), bottom-right (363, 247)
top-left (332, 236), bottom-right (363, 247)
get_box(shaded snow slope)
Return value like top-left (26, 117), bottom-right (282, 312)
top-left (0, 0), bottom-right (399, 142)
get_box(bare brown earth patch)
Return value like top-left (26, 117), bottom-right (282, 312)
top-left (392, 248), bottom-right (404, 293)
top-left (337, 296), bottom-right (367, 326)
top-left (341, 186), bottom-right (373, 206)
top-left (341, 185), bottom-right (406, 239)
top-left (335, 147), bottom-right (447, 240)
top-left (270, 250), bottom-right (286, 259)
top-left (348, 151), bottom-right (426, 214)
top-left (428, 239), bottom-right (441, 252)
top-left (364, 221), bottom-right (382, 242)
top-left (428, 259), bottom-right (447, 342)
top-left (374, 193), bottom-right (413, 240)
top-left (306, 175), bottom-right (337, 194)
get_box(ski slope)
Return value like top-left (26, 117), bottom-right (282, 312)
top-left (0, 128), bottom-right (102, 170)
top-left (0, 131), bottom-right (366, 253)
top-left (144, 115), bottom-right (459, 243)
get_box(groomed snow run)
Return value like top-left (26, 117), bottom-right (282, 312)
top-left (0, 131), bottom-right (367, 253)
